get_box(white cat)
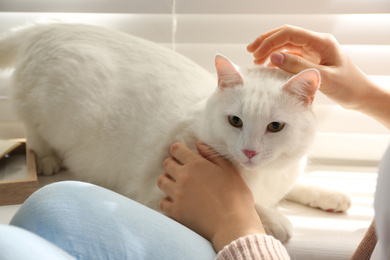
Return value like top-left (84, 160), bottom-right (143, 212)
top-left (0, 22), bottom-right (351, 242)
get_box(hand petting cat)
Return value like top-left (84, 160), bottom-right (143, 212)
top-left (158, 141), bottom-right (265, 252)
top-left (247, 24), bottom-right (390, 129)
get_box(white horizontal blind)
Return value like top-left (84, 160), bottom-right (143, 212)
top-left (0, 0), bottom-right (389, 161)
top-left (1, 0), bottom-right (389, 14)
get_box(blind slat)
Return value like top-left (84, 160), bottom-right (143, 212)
top-left (1, 0), bottom-right (389, 14)
top-left (176, 0), bottom-right (390, 14)
top-left (171, 44), bottom-right (390, 76)
top-left (174, 14), bottom-right (390, 45)
top-left (1, 13), bottom-right (389, 45)
top-left (0, 0), bottom-right (173, 14)
top-left (0, 13), bottom-right (174, 43)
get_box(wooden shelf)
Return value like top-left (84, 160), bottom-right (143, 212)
top-left (0, 142), bottom-right (39, 205)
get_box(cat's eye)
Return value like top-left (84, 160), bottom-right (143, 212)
top-left (228, 115), bottom-right (243, 128)
top-left (267, 122), bottom-right (285, 132)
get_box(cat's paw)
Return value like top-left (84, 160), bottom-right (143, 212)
top-left (286, 184), bottom-right (352, 213)
top-left (308, 190), bottom-right (352, 213)
top-left (256, 205), bottom-right (292, 242)
top-left (36, 154), bottom-right (62, 175)
top-left (262, 216), bottom-right (293, 242)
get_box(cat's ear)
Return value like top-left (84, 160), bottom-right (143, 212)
top-left (283, 69), bottom-right (321, 106)
top-left (215, 54), bottom-right (244, 89)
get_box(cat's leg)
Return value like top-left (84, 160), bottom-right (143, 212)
top-left (25, 125), bottom-right (62, 175)
top-left (285, 183), bottom-right (351, 212)
top-left (255, 204), bottom-right (293, 242)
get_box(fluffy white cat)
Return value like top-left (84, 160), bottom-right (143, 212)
top-left (0, 22), bottom-right (351, 242)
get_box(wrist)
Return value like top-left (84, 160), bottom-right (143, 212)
top-left (357, 81), bottom-right (390, 129)
top-left (211, 214), bottom-right (265, 252)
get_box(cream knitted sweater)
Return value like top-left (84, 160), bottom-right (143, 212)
top-left (216, 234), bottom-right (290, 260)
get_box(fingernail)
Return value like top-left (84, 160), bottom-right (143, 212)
top-left (198, 141), bottom-right (206, 146)
top-left (270, 52), bottom-right (284, 66)
top-left (254, 58), bottom-right (262, 65)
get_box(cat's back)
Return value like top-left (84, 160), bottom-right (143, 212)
top-left (12, 22), bottom-right (215, 139)
top-left (10, 22), bottom-right (216, 164)
top-left (13, 22), bottom-right (215, 98)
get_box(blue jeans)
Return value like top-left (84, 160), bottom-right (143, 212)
top-left (1, 181), bottom-right (216, 260)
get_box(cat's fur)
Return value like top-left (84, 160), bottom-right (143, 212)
top-left (0, 23), bottom-right (351, 242)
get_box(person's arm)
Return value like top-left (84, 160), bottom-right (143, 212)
top-left (247, 25), bottom-right (390, 130)
top-left (157, 141), bottom-right (266, 253)
top-left (216, 234), bottom-right (290, 260)
top-left (359, 82), bottom-right (390, 130)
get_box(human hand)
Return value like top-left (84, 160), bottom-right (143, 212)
top-left (247, 25), bottom-right (376, 112)
top-left (158, 141), bottom-right (265, 252)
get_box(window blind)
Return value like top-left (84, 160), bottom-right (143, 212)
top-left (0, 0), bottom-right (389, 162)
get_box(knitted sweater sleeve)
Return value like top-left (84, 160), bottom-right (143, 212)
top-left (216, 234), bottom-right (290, 260)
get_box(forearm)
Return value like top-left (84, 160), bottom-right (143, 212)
top-left (211, 218), bottom-right (266, 252)
top-left (358, 80), bottom-right (390, 130)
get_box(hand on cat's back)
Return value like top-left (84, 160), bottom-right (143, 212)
top-left (157, 141), bottom-right (265, 252)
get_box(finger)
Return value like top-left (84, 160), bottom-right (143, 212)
top-left (253, 43), bottom-right (303, 64)
top-left (266, 62), bottom-right (277, 68)
top-left (284, 50), bottom-right (320, 65)
top-left (157, 173), bottom-right (176, 197)
top-left (252, 25), bottom-right (322, 61)
top-left (196, 141), bottom-right (233, 169)
top-left (159, 197), bottom-right (175, 216)
top-left (269, 52), bottom-right (320, 74)
top-left (247, 26), bottom-right (285, 53)
top-left (163, 157), bottom-right (181, 179)
top-left (284, 51), bottom-right (304, 58)
top-left (169, 142), bottom-right (197, 165)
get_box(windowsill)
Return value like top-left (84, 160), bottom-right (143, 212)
top-left (283, 161), bottom-right (377, 259)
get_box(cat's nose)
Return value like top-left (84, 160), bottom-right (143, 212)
top-left (243, 149), bottom-right (258, 159)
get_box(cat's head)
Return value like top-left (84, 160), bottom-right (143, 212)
top-left (200, 54), bottom-right (320, 171)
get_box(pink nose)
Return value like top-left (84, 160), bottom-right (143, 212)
top-left (243, 149), bottom-right (258, 159)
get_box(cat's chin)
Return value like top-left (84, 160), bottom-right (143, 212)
top-left (241, 161), bottom-right (261, 170)
top-left (240, 158), bottom-right (278, 171)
